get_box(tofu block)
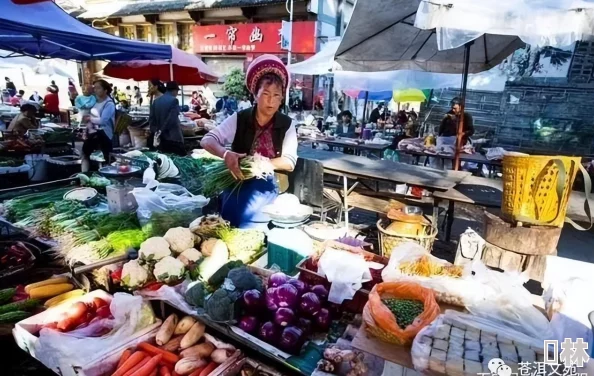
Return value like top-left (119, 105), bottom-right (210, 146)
top-left (480, 332), bottom-right (497, 346)
top-left (431, 348), bottom-right (447, 362)
top-left (517, 347), bottom-right (536, 363)
top-left (443, 316), bottom-right (453, 326)
top-left (465, 329), bottom-right (480, 342)
top-left (481, 349), bottom-right (501, 361)
top-left (448, 347), bottom-right (464, 359)
top-left (536, 353), bottom-right (544, 363)
top-left (446, 357), bottom-right (464, 376)
top-left (499, 343), bottom-right (519, 363)
top-left (451, 327), bottom-right (465, 339)
top-left (450, 335), bottom-right (464, 347)
top-left (429, 358), bottom-right (445, 374)
top-left (434, 324), bottom-right (451, 340)
top-left (450, 318), bottom-right (467, 330)
top-left (482, 344), bottom-right (500, 354)
top-left (497, 335), bottom-right (513, 344)
top-left (464, 350), bottom-right (481, 362)
top-left (464, 359), bottom-right (483, 375)
top-left (417, 335), bottom-right (433, 347)
top-left (433, 338), bottom-right (449, 352)
top-left (464, 340), bottom-right (481, 351)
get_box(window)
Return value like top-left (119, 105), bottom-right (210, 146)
top-left (156, 24), bottom-right (173, 44)
top-left (136, 25), bottom-right (152, 42)
top-left (178, 23), bottom-right (193, 51)
top-left (119, 26), bottom-right (135, 40)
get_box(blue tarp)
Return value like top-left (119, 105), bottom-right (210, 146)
top-left (0, 0), bottom-right (172, 61)
top-left (357, 91), bottom-right (392, 101)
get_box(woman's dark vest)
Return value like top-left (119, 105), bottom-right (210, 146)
top-left (231, 106), bottom-right (292, 158)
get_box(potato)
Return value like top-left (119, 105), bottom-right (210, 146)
top-left (180, 342), bottom-right (215, 359)
top-left (156, 313), bottom-right (178, 346)
top-left (174, 316), bottom-right (197, 335)
top-left (180, 321), bottom-right (205, 349)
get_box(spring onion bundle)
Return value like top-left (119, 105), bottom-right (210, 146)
top-left (3, 188), bottom-right (71, 222)
top-left (202, 155), bottom-right (275, 197)
top-left (95, 212), bottom-right (140, 237)
top-left (142, 211), bottom-right (196, 237)
top-left (170, 155), bottom-right (218, 195)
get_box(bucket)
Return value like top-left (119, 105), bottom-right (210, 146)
top-left (25, 154), bottom-right (48, 182)
top-left (502, 154), bottom-right (592, 229)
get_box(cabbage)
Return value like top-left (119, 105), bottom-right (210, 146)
top-left (258, 321), bottom-right (280, 344)
top-left (276, 284), bottom-right (299, 309)
top-left (287, 279), bottom-right (308, 295)
top-left (310, 285), bottom-right (329, 300)
top-left (278, 326), bottom-right (304, 355)
top-left (314, 308), bottom-right (331, 332)
top-left (268, 272), bottom-right (289, 288)
top-left (296, 317), bottom-right (312, 336)
top-left (274, 308), bottom-right (296, 327)
top-left (242, 289), bottom-right (263, 313)
top-left (265, 287), bottom-right (279, 311)
top-left (239, 316), bottom-right (259, 334)
top-left (299, 292), bottom-right (321, 317)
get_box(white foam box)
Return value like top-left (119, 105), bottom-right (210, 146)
top-left (12, 290), bottom-right (161, 376)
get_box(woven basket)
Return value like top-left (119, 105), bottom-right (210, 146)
top-left (502, 154), bottom-right (581, 227)
top-left (362, 303), bottom-right (407, 345)
top-left (377, 219), bottom-right (437, 257)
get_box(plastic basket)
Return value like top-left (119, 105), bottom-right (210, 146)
top-left (502, 154), bottom-right (582, 227)
top-left (377, 219), bottom-right (437, 257)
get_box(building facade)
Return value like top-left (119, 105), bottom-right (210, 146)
top-left (59, 0), bottom-right (354, 109)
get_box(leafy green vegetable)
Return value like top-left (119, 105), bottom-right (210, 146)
top-left (217, 227), bottom-right (265, 263)
top-left (205, 287), bottom-right (240, 322)
top-left (4, 188), bottom-right (71, 222)
top-left (142, 211), bottom-right (195, 238)
top-left (227, 266), bottom-right (262, 293)
top-left (207, 260), bottom-right (244, 288)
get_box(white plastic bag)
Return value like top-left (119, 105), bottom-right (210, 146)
top-left (411, 310), bottom-right (545, 373)
top-left (133, 183), bottom-right (209, 225)
top-left (136, 282), bottom-right (199, 317)
top-left (544, 278), bottom-right (594, 356)
top-left (35, 293), bottom-right (157, 373)
top-left (318, 248), bottom-right (372, 304)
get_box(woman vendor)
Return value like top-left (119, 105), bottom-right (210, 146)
top-left (201, 55), bottom-right (298, 229)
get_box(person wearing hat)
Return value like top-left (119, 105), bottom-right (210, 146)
top-left (439, 97), bottom-right (474, 145)
top-left (8, 104), bottom-right (38, 136)
top-left (201, 54), bottom-right (298, 230)
top-left (150, 81), bottom-right (185, 156)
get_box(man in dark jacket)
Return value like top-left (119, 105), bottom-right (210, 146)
top-left (151, 81), bottom-right (185, 156)
top-left (439, 97), bottom-right (474, 145)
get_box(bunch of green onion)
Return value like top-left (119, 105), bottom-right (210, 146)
top-left (202, 154), bottom-right (275, 197)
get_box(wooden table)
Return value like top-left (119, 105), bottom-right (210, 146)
top-left (300, 137), bottom-right (390, 158)
top-left (433, 175), bottom-right (593, 241)
top-left (297, 147), bottom-right (470, 227)
top-left (404, 150), bottom-right (503, 178)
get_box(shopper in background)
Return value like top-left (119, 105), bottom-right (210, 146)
top-left (369, 102), bottom-right (386, 125)
top-left (134, 86), bottom-right (143, 106)
top-left (238, 95), bottom-right (252, 111)
top-left (439, 97), bottom-right (474, 145)
top-left (42, 85), bottom-right (60, 117)
top-left (7, 104), bottom-right (38, 136)
top-left (68, 78), bottom-right (78, 106)
top-left (190, 91), bottom-right (201, 112)
top-left (81, 79), bottom-right (116, 172)
top-left (5, 77), bottom-right (17, 97)
top-left (151, 81), bottom-right (185, 156)
top-left (148, 79), bottom-right (165, 106)
top-left (9, 90), bottom-right (24, 106)
top-left (50, 80), bottom-right (59, 93)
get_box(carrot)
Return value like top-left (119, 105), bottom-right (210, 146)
top-left (149, 370), bottom-right (158, 376)
top-left (122, 357), bottom-right (150, 376)
top-left (112, 351), bottom-right (146, 376)
top-left (159, 366), bottom-right (171, 376)
top-left (198, 362), bottom-right (218, 376)
top-left (137, 342), bottom-right (180, 364)
top-left (117, 349), bottom-right (133, 370)
top-left (187, 366), bottom-right (207, 376)
top-left (129, 354), bottom-right (162, 376)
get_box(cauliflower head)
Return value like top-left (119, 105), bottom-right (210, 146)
top-left (154, 255), bottom-right (186, 284)
top-left (139, 237), bottom-right (171, 262)
top-left (121, 260), bottom-right (149, 289)
top-left (178, 248), bottom-right (203, 266)
top-left (164, 227), bottom-right (195, 255)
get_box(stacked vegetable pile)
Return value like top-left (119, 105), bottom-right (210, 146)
top-left (41, 296), bottom-right (112, 334)
top-left (0, 276), bottom-right (80, 324)
top-left (111, 314), bottom-right (236, 376)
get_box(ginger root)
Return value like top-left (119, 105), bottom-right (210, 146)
top-left (317, 359), bottom-right (336, 373)
top-left (323, 346), bottom-right (356, 363)
top-left (346, 353), bottom-right (368, 376)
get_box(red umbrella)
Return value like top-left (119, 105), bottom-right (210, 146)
top-left (103, 47), bottom-right (219, 85)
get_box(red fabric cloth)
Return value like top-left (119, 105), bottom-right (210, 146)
top-left (43, 92), bottom-right (59, 114)
top-left (251, 120), bottom-right (276, 159)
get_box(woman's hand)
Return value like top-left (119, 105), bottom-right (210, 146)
top-left (225, 151), bottom-right (246, 180)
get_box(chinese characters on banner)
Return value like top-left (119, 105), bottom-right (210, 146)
top-left (193, 22), bottom-right (316, 55)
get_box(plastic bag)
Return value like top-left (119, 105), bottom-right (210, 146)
top-left (544, 277), bottom-right (594, 356)
top-left (411, 310), bottom-right (545, 374)
top-left (363, 282), bottom-right (440, 346)
top-left (381, 242), bottom-right (477, 306)
top-left (35, 293), bottom-right (157, 372)
top-left (136, 282), bottom-right (200, 317)
top-left (133, 183), bottom-right (209, 225)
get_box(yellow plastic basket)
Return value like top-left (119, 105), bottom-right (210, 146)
top-left (502, 154), bottom-right (583, 228)
top-left (377, 219), bottom-right (437, 257)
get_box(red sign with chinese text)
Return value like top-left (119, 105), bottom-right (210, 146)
top-left (193, 21), bottom-right (316, 55)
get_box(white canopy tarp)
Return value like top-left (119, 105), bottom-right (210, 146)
top-left (0, 50), bottom-right (74, 78)
top-left (287, 40), bottom-right (341, 75)
top-left (415, 0), bottom-right (594, 50)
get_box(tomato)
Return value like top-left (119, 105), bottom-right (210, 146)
top-left (92, 297), bottom-right (108, 310)
top-left (57, 317), bottom-right (78, 331)
top-left (67, 302), bottom-right (89, 323)
top-left (96, 305), bottom-right (111, 318)
top-left (118, 165), bottom-right (130, 173)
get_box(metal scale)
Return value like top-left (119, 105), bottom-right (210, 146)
top-left (98, 164), bottom-right (142, 214)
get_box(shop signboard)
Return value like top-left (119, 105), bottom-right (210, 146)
top-left (193, 21), bottom-right (316, 55)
